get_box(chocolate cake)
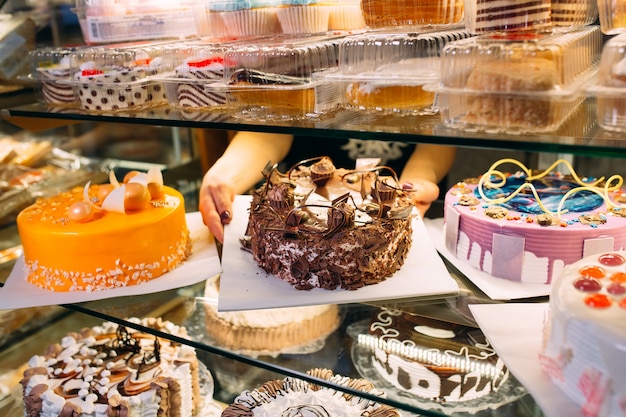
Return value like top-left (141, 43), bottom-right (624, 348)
top-left (362, 308), bottom-right (510, 403)
top-left (240, 156), bottom-right (414, 290)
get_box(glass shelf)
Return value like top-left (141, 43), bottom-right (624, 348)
top-left (3, 96), bottom-right (626, 158)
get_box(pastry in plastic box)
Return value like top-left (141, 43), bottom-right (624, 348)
top-left (598, 0), bottom-right (626, 35)
top-left (223, 36), bottom-right (343, 119)
top-left (432, 26), bottom-right (602, 133)
top-left (360, 0), bottom-right (464, 30)
top-left (208, 0), bottom-right (282, 38)
top-left (28, 47), bottom-right (77, 107)
top-left (66, 47), bottom-right (167, 112)
top-left (159, 43), bottom-right (230, 110)
top-left (325, 29), bottom-right (470, 115)
top-left (327, 0), bottom-right (366, 30)
top-left (73, 0), bottom-right (197, 44)
top-left (589, 32), bottom-right (626, 133)
top-left (464, 0), bottom-right (551, 34)
top-left (551, 0), bottom-right (598, 28)
top-left (277, 0), bottom-right (332, 34)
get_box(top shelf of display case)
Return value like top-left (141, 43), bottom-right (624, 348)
top-left (3, 97), bottom-right (626, 158)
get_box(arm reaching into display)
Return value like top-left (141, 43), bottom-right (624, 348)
top-left (399, 144), bottom-right (456, 218)
top-left (199, 131), bottom-right (293, 243)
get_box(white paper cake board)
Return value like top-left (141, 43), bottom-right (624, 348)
top-left (469, 303), bottom-right (584, 417)
top-left (424, 218), bottom-right (551, 300)
top-left (218, 195), bottom-right (459, 312)
top-left (0, 212), bottom-right (221, 310)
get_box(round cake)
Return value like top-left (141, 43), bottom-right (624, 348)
top-left (358, 308), bottom-right (510, 403)
top-left (20, 317), bottom-right (202, 417)
top-left (540, 251), bottom-right (626, 417)
top-left (240, 156), bottom-right (414, 290)
top-left (203, 277), bottom-right (341, 354)
top-left (16, 168), bottom-right (191, 292)
top-left (221, 368), bottom-right (400, 417)
top-left (444, 158), bottom-right (626, 284)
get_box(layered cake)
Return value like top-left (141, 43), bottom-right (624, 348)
top-left (203, 277), bottom-right (341, 353)
top-left (467, 0), bottom-right (552, 33)
top-left (16, 168), bottom-right (191, 291)
top-left (175, 56), bottom-right (228, 109)
top-left (221, 368), bottom-right (400, 417)
top-left (360, 0), bottom-right (464, 28)
top-left (36, 60), bottom-right (75, 106)
top-left (464, 57), bottom-right (559, 130)
top-left (444, 158), bottom-right (626, 284)
top-left (540, 251), bottom-right (626, 417)
top-left (358, 308), bottom-right (510, 403)
top-left (20, 317), bottom-right (202, 417)
top-left (73, 57), bottom-right (166, 112)
top-left (551, 0), bottom-right (597, 27)
top-left (240, 156), bottom-right (414, 290)
top-left (225, 39), bottom-right (341, 117)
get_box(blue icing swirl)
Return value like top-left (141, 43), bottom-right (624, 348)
top-left (208, 0), bottom-right (281, 10)
top-left (282, 0), bottom-right (322, 5)
top-left (476, 175), bottom-right (605, 214)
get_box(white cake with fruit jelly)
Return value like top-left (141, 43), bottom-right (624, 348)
top-left (540, 251), bottom-right (626, 417)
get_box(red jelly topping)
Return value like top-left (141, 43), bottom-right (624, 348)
top-left (584, 294), bottom-right (612, 308)
top-left (598, 253), bottom-right (625, 266)
top-left (610, 272), bottom-right (626, 283)
top-left (579, 265), bottom-right (605, 279)
top-left (607, 282), bottom-right (626, 295)
top-left (81, 69), bottom-right (104, 76)
top-left (188, 57), bottom-right (224, 68)
top-left (573, 278), bottom-right (602, 292)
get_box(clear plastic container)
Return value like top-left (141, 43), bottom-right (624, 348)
top-left (360, 0), bottom-right (464, 30)
top-left (598, 0), bottom-right (626, 35)
top-left (62, 46), bottom-right (168, 112)
top-left (207, 0), bottom-right (283, 39)
top-left (588, 33), bottom-right (626, 132)
top-left (156, 43), bottom-right (230, 110)
top-left (222, 35), bottom-right (343, 119)
top-left (464, 0), bottom-right (552, 34)
top-left (322, 29), bottom-right (471, 115)
top-left (551, 0), bottom-right (598, 29)
top-left (28, 47), bottom-right (79, 107)
top-left (431, 26), bottom-right (602, 134)
top-left (73, 0), bottom-right (198, 44)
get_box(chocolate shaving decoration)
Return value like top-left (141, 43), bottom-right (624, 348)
top-left (110, 326), bottom-right (140, 355)
top-left (285, 209), bottom-right (308, 227)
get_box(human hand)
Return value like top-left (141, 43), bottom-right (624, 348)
top-left (199, 171), bottom-right (235, 243)
top-left (402, 178), bottom-right (440, 218)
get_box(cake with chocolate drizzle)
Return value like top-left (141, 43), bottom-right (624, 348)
top-left (222, 368), bottom-right (400, 417)
top-left (20, 317), bottom-right (202, 417)
top-left (240, 156), bottom-right (414, 291)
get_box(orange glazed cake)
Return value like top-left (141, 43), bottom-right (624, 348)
top-left (16, 168), bottom-right (191, 292)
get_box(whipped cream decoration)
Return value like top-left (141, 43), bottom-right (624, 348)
top-left (21, 318), bottom-right (198, 417)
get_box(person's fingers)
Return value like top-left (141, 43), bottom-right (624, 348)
top-left (199, 188), bottom-right (225, 243)
top-left (207, 183), bottom-right (235, 225)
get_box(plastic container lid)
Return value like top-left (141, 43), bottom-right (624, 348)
top-left (436, 26), bottom-right (602, 94)
top-left (28, 47), bottom-right (80, 106)
top-left (430, 27), bottom-right (602, 133)
top-left (598, 0), bottom-right (626, 35)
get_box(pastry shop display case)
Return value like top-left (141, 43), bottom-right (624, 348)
top-left (3, 10), bottom-right (626, 417)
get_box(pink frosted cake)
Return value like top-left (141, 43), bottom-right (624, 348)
top-left (444, 159), bottom-right (626, 284)
top-left (540, 251), bottom-right (626, 417)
